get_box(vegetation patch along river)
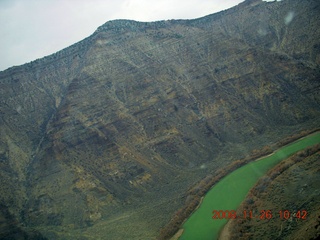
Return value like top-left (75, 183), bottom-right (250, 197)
top-left (179, 132), bottom-right (320, 240)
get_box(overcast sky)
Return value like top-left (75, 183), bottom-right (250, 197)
top-left (0, 0), bottom-right (247, 71)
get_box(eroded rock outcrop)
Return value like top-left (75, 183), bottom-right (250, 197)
top-left (0, 0), bottom-right (319, 238)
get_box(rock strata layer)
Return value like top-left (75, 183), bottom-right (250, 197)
top-left (0, 0), bottom-right (319, 238)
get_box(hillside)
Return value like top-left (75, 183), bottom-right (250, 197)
top-left (0, 0), bottom-right (320, 239)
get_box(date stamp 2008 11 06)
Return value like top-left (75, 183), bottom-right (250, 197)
top-left (212, 210), bottom-right (307, 220)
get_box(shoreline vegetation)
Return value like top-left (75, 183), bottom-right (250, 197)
top-left (220, 143), bottom-right (320, 239)
top-left (159, 128), bottom-right (320, 240)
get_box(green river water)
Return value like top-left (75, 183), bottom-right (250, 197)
top-left (179, 132), bottom-right (320, 240)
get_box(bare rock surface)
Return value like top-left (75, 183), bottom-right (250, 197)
top-left (0, 0), bottom-right (319, 238)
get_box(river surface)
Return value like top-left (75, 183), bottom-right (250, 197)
top-left (179, 132), bottom-right (320, 240)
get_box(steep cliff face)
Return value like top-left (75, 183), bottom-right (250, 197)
top-left (0, 0), bottom-right (319, 238)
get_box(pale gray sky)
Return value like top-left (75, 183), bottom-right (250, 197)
top-left (0, 0), bottom-right (245, 71)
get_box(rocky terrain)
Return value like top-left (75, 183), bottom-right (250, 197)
top-left (0, 0), bottom-right (319, 239)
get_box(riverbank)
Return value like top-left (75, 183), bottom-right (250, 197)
top-left (179, 131), bottom-right (320, 240)
top-left (220, 143), bottom-right (320, 239)
top-left (159, 129), bottom-right (320, 240)
top-left (218, 218), bottom-right (232, 240)
top-left (170, 229), bottom-right (184, 240)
